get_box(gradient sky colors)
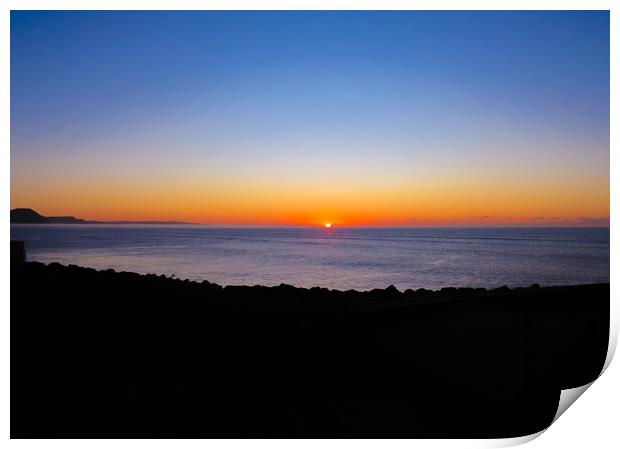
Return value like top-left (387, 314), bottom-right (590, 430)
top-left (10, 11), bottom-right (609, 226)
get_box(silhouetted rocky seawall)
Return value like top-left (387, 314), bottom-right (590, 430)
top-left (11, 262), bottom-right (609, 438)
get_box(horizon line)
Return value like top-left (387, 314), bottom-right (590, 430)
top-left (10, 223), bottom-right (611, 229)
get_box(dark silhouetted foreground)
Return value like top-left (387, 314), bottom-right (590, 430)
top-left (11, 262), bottom-right (608, 438)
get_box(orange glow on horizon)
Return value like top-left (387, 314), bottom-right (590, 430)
top-left (10, 165), bottom-right (609, 227)
top-left (9, 12), bottom-right (610, 231)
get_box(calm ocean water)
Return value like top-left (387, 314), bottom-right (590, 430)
top-left (11, 225), bottom-right (609, 291)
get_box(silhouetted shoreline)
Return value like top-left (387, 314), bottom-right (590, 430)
top-left (11, 262), bottom-right (609, 438)
top-left (10, 208), bottom-right (196, 225)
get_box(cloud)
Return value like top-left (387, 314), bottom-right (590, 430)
top-left (526, 216), bottom-right (609, 226)
top-left (573, 216), bottom-right (610, 226)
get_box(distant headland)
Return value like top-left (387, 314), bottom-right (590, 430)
top-left (10, 208), bottom-right (195, 225)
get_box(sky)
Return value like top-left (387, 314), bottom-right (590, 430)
top-left (10, 11), bottom-right (609, 226)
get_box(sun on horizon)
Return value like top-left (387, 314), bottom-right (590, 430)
top-left (9, 11), bottom-right (609, 229)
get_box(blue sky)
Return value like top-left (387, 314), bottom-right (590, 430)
top-left (10, 11), bottom-right (610, 225)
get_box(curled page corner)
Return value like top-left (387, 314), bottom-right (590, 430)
top-left (486, 429), bottom-right (546, 448)
top-left (496, 307), bottom-right (617, 447)
top-left (489, 345), bottom-right (614, 447)
top-left (485, 383), bottom-right (593, 448)
top-left (552, 381), bottom-right (595, 424)
top-left (550, 316), bottom-right (620, 425)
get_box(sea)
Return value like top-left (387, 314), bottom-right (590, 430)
top-left (10, 225), bottom-right (609, 291)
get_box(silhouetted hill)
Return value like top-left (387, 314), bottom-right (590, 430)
top-left (103, 220), bottom-right (196, 225)
top-left (11, 262), bottom-right (609, 438)
top-left (46, 215), bottom-right (90, 224)
top-left (11, 208), bottom-right (99, 224)
top-left (10, 208), bottom-right (194, 225)
top-left (10, 208), bottom-right (47, 223)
